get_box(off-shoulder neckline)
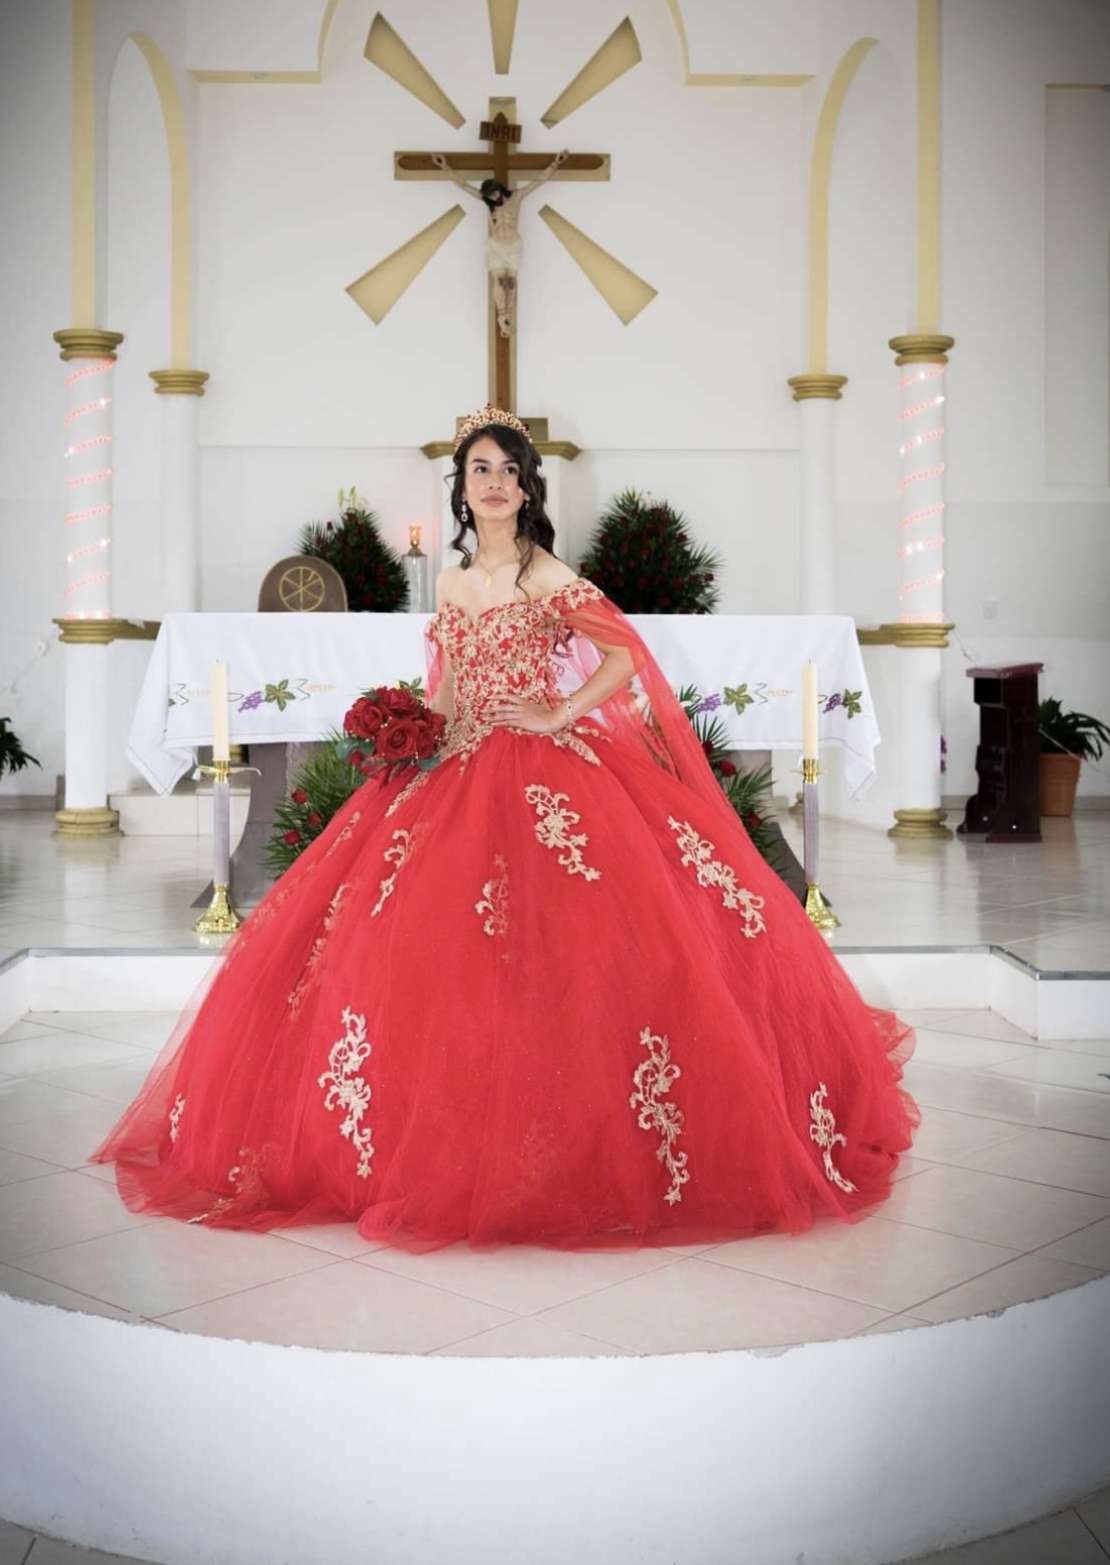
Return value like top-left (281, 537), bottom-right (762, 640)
top-left (433, 579), bottom-right (592, 631)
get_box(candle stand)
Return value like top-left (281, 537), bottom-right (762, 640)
top-left (801, 756), bottom-right (840, 940)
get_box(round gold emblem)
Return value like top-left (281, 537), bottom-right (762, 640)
top-left (278, 565), bottom-right (327, 612)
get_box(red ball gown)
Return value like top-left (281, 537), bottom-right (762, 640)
top-left (93, 578), bottom-right (917, 1251)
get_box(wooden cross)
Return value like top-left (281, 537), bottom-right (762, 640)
top-left (396, 100), bottom-right (608, 413)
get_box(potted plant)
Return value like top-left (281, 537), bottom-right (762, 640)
top-left (1038, 698), bottom-right (1110, 817)
top-left (0, 717), bottom-right (40, 786)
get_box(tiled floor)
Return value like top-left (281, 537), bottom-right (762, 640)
top-left (0, 815), bottom-right (1108, 1560)
top-left (1, 998), bottom-right (1108, 1351)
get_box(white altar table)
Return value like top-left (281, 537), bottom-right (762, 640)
top-left (128, 611), bottom-right (881, 798)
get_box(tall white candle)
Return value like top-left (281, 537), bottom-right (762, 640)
top-left (802, 661), bottom-right (819, 761)
top-left (211, 660), bottom-right (229, 762)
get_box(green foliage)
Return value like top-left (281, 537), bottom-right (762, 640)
top-left (299, 486), bottom-right (408, 613)
top-left (0, 718), bottom-right (40, 783)
top-left (676, 683), bottom-right (785, 872)
top-left (577, 489), bottom-right (722, 614)
top-left (264, 737), bottom-right (369, 877)
top-left (1038, 697), bottom-right (1110, 761)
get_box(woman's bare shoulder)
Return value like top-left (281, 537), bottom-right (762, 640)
top-left (435, 564), bottom-right (465, 609)
top-left (524, 551), bottom-right (579, 597)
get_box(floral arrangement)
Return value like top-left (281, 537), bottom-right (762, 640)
top-left (265, 682), bottom-right (443, 875)
top-left (298, 486), bottom-right (409, 613)
top-left (0, 717), bottom-right (40, 784)
top-left (577, 488), bottom-right (722, 614)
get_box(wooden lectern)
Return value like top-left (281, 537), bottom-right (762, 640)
top-left (958, 662), bottom-right (1043, 843)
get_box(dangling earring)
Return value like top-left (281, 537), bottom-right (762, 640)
top-left (460, 499), bottom-right (470, 528)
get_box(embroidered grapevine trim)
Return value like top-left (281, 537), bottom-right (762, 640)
top-left (524, 783), bottom-right (601, 881)
top-left (629, 1026), bottom-right (689, 1206)
top-left (809, 1082), bottom-right (856, 1193)
top-left (317, 1008), bottom-right (376, 1179)
top-left (667, 817), bottom-right (766, 938)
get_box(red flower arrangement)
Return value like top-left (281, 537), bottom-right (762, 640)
top-left (266, 680), bottom-right (447, 877)
top-left (341, 685), bottom-right (446, 783)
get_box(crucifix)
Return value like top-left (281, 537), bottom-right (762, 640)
top-left (396, 100), bottom-right (608, 413)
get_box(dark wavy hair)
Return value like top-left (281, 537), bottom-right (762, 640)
top-left (448, 423), bottom-right (558, 595)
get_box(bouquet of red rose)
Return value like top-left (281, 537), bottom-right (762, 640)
top-left (339, 684), bottom-right (447, 786)
top-left (265, 681), bottom-right (446, 876)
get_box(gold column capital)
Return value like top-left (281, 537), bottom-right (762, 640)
top-left (787, 373), bottom-right (848, 401)
top-left (53, 617), bottom-right (161, 645)
top-left (53, 327), bottom-right (125, 361)
top-left (858, 621), bottom-right (954, 649)
top-left (888, 333), bottom-right (954, 365)
top-left (149, 369), bottom-right (210, 396)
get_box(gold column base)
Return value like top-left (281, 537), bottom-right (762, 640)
top-left (787, 372), bottom-right (848, 401)
top-left (888, 807), bottom-right (953, 841)
top-left (54, 806), bottom-right (120, 837)
top-left (194, 883), bottom-right (242, 934)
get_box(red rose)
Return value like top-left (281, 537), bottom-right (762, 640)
top-left (307, 812), bottom-right (322, 828)
top-left (429, 712), bottom-right (446, 736)
top-left (349, 748), bottom-right (366, 768)
top-left (701, 739), bottom-right (714, 758)
top-left (345, 698), bottom-right (383, 739)
top-left (383, 687), bottom-right (418, 716)
top-left (291, 788), bottom-right (308, 805)
top-left (743, 813), bottom-right (762, 832)
top-left (718, 760), bottom-right (736, 777)
top-left (415, 728), bottom-right (436, 760)
top-left (381, 718), bottom-right (418, 760)
top-left (283, 829), bottom-right (301, 846)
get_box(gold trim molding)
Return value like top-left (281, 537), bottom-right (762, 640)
top-left (54, 617), bottom-right (161, 645)
top-left (857, 621), bottom-right (953, 648)
top-left (150, 369), bottom-right (209, 396)
top-left (889, 332), bottom-right (954, 365)
top-left (53, 327), bottom-right (124, 362)
top-left (788, 373), bottom-right (848, 402)
top-left (888, 807), bottom-right (953, 841)
top-left (54, 806), bottom-right (120, 837)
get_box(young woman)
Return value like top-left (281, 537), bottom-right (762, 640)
top-left (93, 406), bottom-right (916, 1251)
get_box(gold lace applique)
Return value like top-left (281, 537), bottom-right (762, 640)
top-left (168, 1093), bottom-right (186, 1143)
top-left (667, 816), bottom-right (767, 938)
top-left (185, 1145), bottom-right (269, 1224)
top-left (475, 852), bottom-right (509, 938)
top-left (288, 883), bottom-right (350, 1014)
top-left (629, 1026), bottom-right (689, 1206)
top-left (523, 783), bottom-right (601, 881)
top-left (385, 768), bottom-right (432, 818)
top-left (809, 1083), bottom-right (856, 1193)
top-left (324, 809), bottom-right (362, 856)
top-left (549, 721), bottom-right (604, 767)
top-left (318, 1007), bottom-right (376, 1179)
top-left (370, 827), bottom-right (421, 917)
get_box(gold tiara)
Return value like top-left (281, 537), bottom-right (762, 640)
top-left (453, 404), bottom-right (532, 453)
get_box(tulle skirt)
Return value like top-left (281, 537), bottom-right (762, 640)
top-left (92, 724), bottom-right (917, 1251)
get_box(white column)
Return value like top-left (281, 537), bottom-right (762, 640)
top-left (52, 327), bottom-right (125, 836)
top-left (150, 370), bottom-right (209, 612)
top-left (786, 373), bottom-right (847, 614)
top-left (886, 334), bottom-right (955, 840)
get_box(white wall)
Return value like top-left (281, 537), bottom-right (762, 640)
top-left (2, 0), bottom-right (1109, 807)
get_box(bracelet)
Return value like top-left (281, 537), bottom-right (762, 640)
top-left (561, 696), bottom-right (575, 731)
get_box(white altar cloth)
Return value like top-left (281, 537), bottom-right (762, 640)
top-left (128, 612), bottom-right (880, 798)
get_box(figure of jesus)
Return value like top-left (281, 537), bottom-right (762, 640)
top-left (432, 149), bottom-right (570, 338)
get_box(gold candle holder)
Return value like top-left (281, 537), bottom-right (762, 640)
top-left (193, 758), bottom-right (246, 933)
top-left (194, 882), bottom-right (241, 935)
top-left (800, 756), bottom-right (841, 940)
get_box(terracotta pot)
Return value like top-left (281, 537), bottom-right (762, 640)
top-left (1039, 752), bottom-right (1081, 817)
